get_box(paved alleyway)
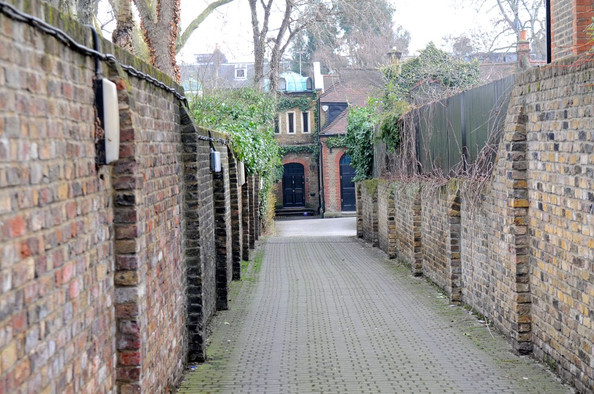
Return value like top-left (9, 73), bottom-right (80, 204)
top-left (177, 218), bottom-right (571, 393)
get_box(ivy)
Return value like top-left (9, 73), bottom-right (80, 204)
top-left (280, 144), bottom-right (316, 155)
top-left (189, 88), bottom-right (282, 230)
top-left (277, 95), bottom-right (315, 113)
top-left (344, 103), bottom-right (378, 181)
top-left (377, 43), bottom-right (480, 151)
top-left (324, 136), bottom-right (347, 149)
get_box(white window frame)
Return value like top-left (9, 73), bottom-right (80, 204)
top-left (287, 112), bottom-right (296, 134)
top-left (234, 67), bottom-right (247, 80)
top-left (302, 111), bottom-right (310, 133)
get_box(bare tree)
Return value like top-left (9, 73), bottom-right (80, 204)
top-left (291, 0), bottom-right (410, 74)
top-left (45, 0), bottom-right (99, 24)
top-left (248, 0), bottom-right (332, 91)
top-left (463, 0), bottom-right (546, 58)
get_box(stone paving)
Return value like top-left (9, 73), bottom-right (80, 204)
top-left (177, 218), bottom-right (572, 393)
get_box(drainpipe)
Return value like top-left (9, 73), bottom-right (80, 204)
top-left (317, 96), bottom-right (325, 218)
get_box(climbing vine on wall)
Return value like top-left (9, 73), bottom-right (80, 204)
top-left (277, 94), bottom-right (315, 113)
top-left (324, 136), bottom-right (348, 149)
top-left (280, 144), bottom-right (316, 155)
top-left (190, 87), bottom-right (282, 231)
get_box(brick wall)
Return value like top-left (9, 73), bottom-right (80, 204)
top-left (420, 184), bottom-right (462, 304)
top-left (550, 0), bottom-right (594, 60)
top-left (356, 180), bottom-right (378, 246)
top-left (0, 0), bottom-right (259, 391)
top-left (359, 56), bottom-right (593, 391)
top-left (320, 144), bottom-right (347, 215)
top-left (377, 181), bottom-right (396, 258)
top-left (0, 2), bottom-right (116, 392)
top-left (521, 57), bottom-right (593, 392)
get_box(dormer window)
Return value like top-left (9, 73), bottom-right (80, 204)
top-left (235, 66), bottom-right (247, 80)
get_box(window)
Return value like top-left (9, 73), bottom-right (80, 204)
top-left (287, 112), bottom-right (295, 134)
top-left (275, 116), bottom-right (280, 134)
top-left (302, 112), bottom-right (310, 133)
top-left (234, 67), bottom-right (247, 80)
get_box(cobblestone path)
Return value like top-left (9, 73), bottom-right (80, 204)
top-left (178, 218), bottom-right (571, 393)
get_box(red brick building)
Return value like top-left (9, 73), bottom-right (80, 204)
top-left (550, 0), bottom-right (593, 60)
top-left (318, 70), bottom-right (383, 217)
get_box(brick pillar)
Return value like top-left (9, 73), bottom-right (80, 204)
top-left (180, 108), bottom-right (206, 362)
top-left (411, 192), bottom-right (423, 276)
top-left (506, 107), bottom-right (532, 355)
top-left (550, 0), bottom-right (594, 60)
top-left (228, 153), bottom-right (243, 280)
top-left (241, 181), bottom-right (251, 261)
top-left (254, 174), bottom-right (260, 240)
top-left (112, 91), bottom-right (143, 393)
top-left (356, 183), bottom-right (363, 237)
top-left (448, 188), bottom-right (462, 304)
top-left (248, 175), bottom-right (256, 248)
top-left (213, 150), bottom-right (232, 310)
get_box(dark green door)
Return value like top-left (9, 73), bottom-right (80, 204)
top-left (340, 155), bottom-right (356, 211)
top-left (283, 163), bottom-right (305, 207)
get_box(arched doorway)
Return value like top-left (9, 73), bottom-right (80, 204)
top-left (282, 163), bottom-right (305, 207)
top-left (339, 155), bottom-right (356, 211)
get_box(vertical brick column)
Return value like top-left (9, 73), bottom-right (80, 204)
top-left (112, 87), bottom-right (144, 392)
top-left (448, 188), bottom-right (462, 304)
top-left (248, 175), bottom-right (256, 249)
top-left (411, 192), bottom-right (423, 276)
top-left (378, 181), bottom-right (397, 258)
top-left (228, 152), bottom-right (243, 280)
top-left (505, 107), bottom-right (532, 354)
top-left (356, 183), bottom-right (363, 237)
top-left (180, 108), bottom-right (206, 362)
top-left (254, 174), bottom-right (261, 240)
top-left (213, 148), bottom-right (232, 311)
top-left (241, 181), bottom-right (251, 261)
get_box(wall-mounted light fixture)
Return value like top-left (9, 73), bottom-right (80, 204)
top-left (210, 148), bottom-right (221, 173)
top-left (95, 78), bottom-right (120, 164)
top-left (237, 161), bottom-right (246, 185)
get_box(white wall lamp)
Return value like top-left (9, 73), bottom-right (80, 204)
top-left (237, 161), bottom-right (246, 185)
top-left (95, 78), bottom-right (120, 164)
top-left (210, 148), bottom-right (221, 173)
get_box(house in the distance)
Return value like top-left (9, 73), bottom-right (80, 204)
top-left (273, 72), bottom-right (320, 215)
top-left (318, 69), bottom-right (384, 216)
top-left (179, 48), bottom-right (260, 94)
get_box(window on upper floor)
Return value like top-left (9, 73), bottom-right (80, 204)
top-left (235, 67), bottom-right (247, 80)
top-left (287, 112), bottom-right (295, 134)
top-left (302, 112), bottom-right (310, 133)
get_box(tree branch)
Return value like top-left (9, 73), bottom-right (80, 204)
top-left (176, 0), bottom-right (236, 51)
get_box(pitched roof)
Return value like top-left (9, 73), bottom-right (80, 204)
top-left (320, 69), bottom-right (384, 107)
top-left (320, 109), bottom-right (349, 136)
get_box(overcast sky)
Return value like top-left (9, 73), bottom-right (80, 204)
top-left (97, 0), bottom-right (497, 65)
top-left (175, 0), bottom-right (496, 65)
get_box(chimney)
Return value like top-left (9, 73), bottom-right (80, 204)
top-left (387, 48), bottom-right (402, 62)
top-left (517, 30), bottom-right (531, 69)
top-left (313, 62), bottom-right (324, 93)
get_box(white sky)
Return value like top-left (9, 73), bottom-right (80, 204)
top-left (176, 0), bottom-right (496, 64)
top-left (98, 0), bottom-right (498, 65)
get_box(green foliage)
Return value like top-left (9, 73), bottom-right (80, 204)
top-left (345, 103), bottom-right (378, 181)
top-left (280, 144), bottom-right (316, 155)
top-left (382, 43), bottom-right (480, 103)
top-left (190, 88), bottom-right (280, 176)
top-left (324, 136), bottom-right (347, 149)
top-left (190, 88), bottom-right (282, 227)
top-left (377, 42), bottom-right (480, 151)
top-left (277, 96), bottom-right (314, 113)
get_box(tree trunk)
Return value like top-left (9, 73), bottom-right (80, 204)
top-left (76, 0), bottom-right (99, 25)
top-left (110, 0), bottom-right (135, 53)
top-left (134, 0), bottom-right (181, 81)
